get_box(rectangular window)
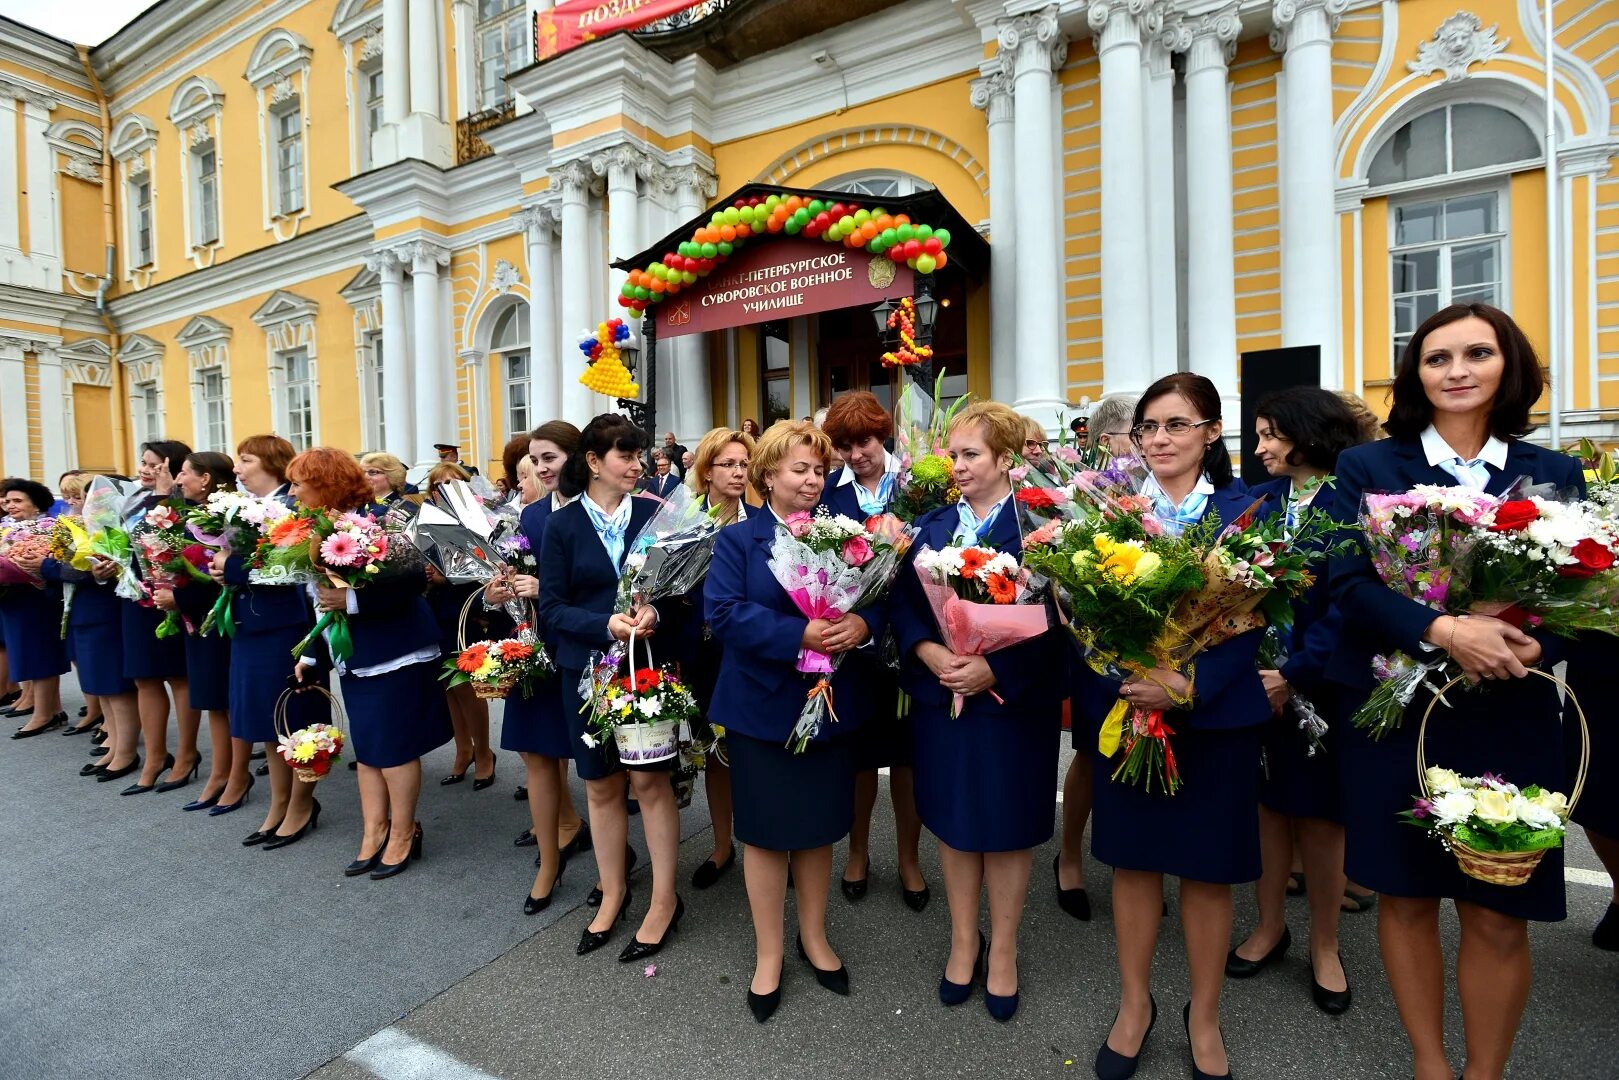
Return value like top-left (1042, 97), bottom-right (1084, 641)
top-left (282, 349), bottom-right (314, 450)
top-left (759, 322), bottom-right (791, 427)
top-left (476, 0), bottom-right (526, 108)
top-left (360, 65), bottom-right (384, 171)
top-left (274, 105), bottom-right (304, 214)
top-left (139, 383), bottom-right (160, 445)
top-left (199, 368), bottom-right (227, 450)
top-left (362, 331), bottom-right (385, 450)
top-left (194, 146), bottom-right (219, 245)
top-left (1390, 190), bottom-right (1505, 362)
top-left (131, 177), bottom-right (153, 267)
top-left (504, 350), bottom-right (530, 438)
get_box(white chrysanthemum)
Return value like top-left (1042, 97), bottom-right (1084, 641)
top-left (634, 696), bottom-right (663, 718)
top-left (1430, 790), bottom-right (1477, 827)
top-left (1510, 794), bottom-right (1564, 831)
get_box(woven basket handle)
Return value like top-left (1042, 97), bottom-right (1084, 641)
top-left (1415, 668), bottom-right (1588, 815)
top-left (272, 683), bottom-right (346, 744)
top-left (457, 587), bottom-right (534, 652)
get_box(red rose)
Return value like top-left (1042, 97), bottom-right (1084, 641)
top-left (1016, 487), bottom-right (1059, 510)
top-left (1564, 537), bottom-right (1616, 577)
top-left (1488, 499), bottom-right (1539, 532)
top-left (182, 544), bottom-right (211, 568)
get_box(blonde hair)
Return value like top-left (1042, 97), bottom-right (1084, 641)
top-left (358, 452), bottom-right (407, 495)
top-left (950, 401), bottom-right (1026, 463)
top-left (424, 461), bottom-right (471, 499)
top-left (59, 472), bottom-right (94, 502)
top-left (749, 420), bottom-right (831, 497)
top-left (688, 427), bottom-right (755, 494)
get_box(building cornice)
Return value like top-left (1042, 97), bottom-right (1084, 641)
top-left (0, 284), bottom-right (105, 336)
top-left (334, 154), bottom-right (523, 232)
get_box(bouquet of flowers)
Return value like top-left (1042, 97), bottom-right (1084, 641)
top-left (766, 509), bottom-right (915, 751)
top-left (912, 541), bottom-right (1050, 720)
top-left (1568, 438), bottom-right (1617, 517)
top-left (185, 489), bottom-right (293, 636)
top-left (443, 624), bottom-right (554, 700)
top-left (68, 476), bottom-right (145, 601)
top-left (890, 372), bottom-right (966, 523)
top-left (1404, 765), bottom-right (1570, 886)
top-left (0, 516), bottom-right (57, 588)
top-left (251, 508), bottom-right (406, 660)
top-left (276, 721), bottom-right (346, 782)
top-left (582, 662), bottom-right (700, 767)
top-left (131, 500), bottom-right (216, 638)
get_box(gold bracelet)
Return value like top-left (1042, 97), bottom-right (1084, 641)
top-left (1446, 615), bottom-right (1465, 654)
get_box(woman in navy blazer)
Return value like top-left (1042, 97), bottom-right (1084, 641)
top-left (706, 420), bottom-right (882, 1023)
top-left (485, 420), bottom-right (591, 914)
top-left (1225, 389), bottom-right (1368, 1015)
top-left (1325, 304), bottom-right (1584, 1080)
top-left (208, 435), bottom-right (327, 838)
top-left (291, 448), bottom-right (449, 876)
top-left (0, 478), bottom-right (70, 737)
top-left (819, 391), bottom-right (928, 910)
top-left (889, 401), bottom-right (1062, 1023)
top-left (538, 414), bottom-right (682, 962)
top-left (1088, 374), bottom-right (1267, 1080)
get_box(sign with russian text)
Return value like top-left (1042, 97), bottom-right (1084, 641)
top-left (656, 238), bottom-right (916, 339)
top-left (534, 0), bottom-right (710, 60)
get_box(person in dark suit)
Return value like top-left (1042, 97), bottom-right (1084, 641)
top-left (435, 443), bottom-right (479, 476)
top-left (662, 432), bottom-right (690, 479)
top-left (0, 478), bottom-right (69, 737)
top-left (1324, 304), bottom-right (1584, 1080)
top-left (890, 401), bottom-right (1062, 1023)
top-left (1225, 388), bottom-right (1368, 1015)
top-left (641, 451), bottom-right (682, 500)
top-left (210, 435), bottom-right (328, 836)
top-left (538, 413), bottom-right (683, 962)
top-left (1085, 373), bottom-right (1265, 1080)
top-left (819, 391), bottom-right (928, 910)
top-left (706, 420), bottom-right (883, 1022)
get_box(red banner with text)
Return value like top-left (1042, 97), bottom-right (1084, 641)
top-left (534, 0), bottom-right (709, 60)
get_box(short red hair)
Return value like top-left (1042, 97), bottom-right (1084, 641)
top-left (821, 390), bottom-right (893, 449)
top-left (236, 434), bottom-right (296, 482)
top-left (287, 448), bottom-right (372, 512)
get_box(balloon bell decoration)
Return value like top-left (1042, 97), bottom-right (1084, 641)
top-left (880, 296), bottom-right (933, 369)
top-left (617, 192), bottom-right (953, 320)
top-left (577, 318), bottom-right (638, 397)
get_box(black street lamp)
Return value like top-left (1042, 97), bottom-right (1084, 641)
top-left (871, 276), bottom-right (941, 388)
top-left (615, 315), bottom-right (656, 438)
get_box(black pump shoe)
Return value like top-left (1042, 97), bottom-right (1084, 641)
top-left (1309, 953), bottom-right (1352, 1015)
top-left (577, 888), bottom-right (631, 955)
top-left (618, 896), bottom-right (684, 962)
top-left (154, 754), bottom-right (202, 793)
top-left (747, 967), bottom-right (783, 1023)
top-left (96, 756), bottom-right (140, 783)
top-left (902, 883), bottom-right (932, 912)
top-left (472, 762), bottom-right (497, 791)
top-left (207, 774), bottom-right (255, 816)
top-left (345, 829), bottom-right (392, 877)
top-left (839, 857), bottom-right (870, 902)
top-left (1054, 853), bottom-right (1092, 921)
top-left (524, 855), bottom-right (567, 916)
top-left (12, 711), bottom-right (66, 738)
top-left (939, 931), bottom-right (987, 1006)
top-left (122, 753), bottom-right (173, 795)
top-left (1225, 925), bottom-right (1290, 978)
top-left (795, 934), bottom-right (849, 995)
top-left (263, 799), bottom-right (322, 851)
top-left (1184, 1002), bottom-right (1232, 1080)
top-left (1095, 994), bottom-right (1157, 1080)
top-left (691, 848), bottom-right (735, 889)
top-left (587, 844), bottom-right (636, 906)
top-left (370, 822), bottom-right (423, 879)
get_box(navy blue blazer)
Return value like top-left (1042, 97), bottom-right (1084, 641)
top-left (640, 473), bottom-right (682, 501)
top-left (889, 500), bottom-right (1059, 711)
top-left (41, 558), bottom-right (119, 628)
top-left (1324, 436), bottom-right (1585, 692)
top-left (302, 570), bottom-right (439, 675)
top-left (1071, 480), bottom-right (1271, 733)
top-left (222, 554), bottom-right (317, 635)
top-left (537, 494), bottom-right (668, 671)
top-left (704, 508), bottom-right (891, 743)
top-left (517, 497), bottom-right (561, 648)
top-left (819, 467), bottom-right (893, 522)
top-left (1246, 477), bottom-right (1340, 694)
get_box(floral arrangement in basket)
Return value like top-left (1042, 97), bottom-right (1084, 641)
top-left (132, 500), bottom-right (216, 638)
top-left (443, 627), bottom-right (554, 700)
top-left (1404, 766), bottom-right (1570, 886)
top-left (277, 722), bottom-right (346, 782)
top-left (185, 489), bottom-right (293, 637)
top-left (583, 663), bottom-right (700, 767)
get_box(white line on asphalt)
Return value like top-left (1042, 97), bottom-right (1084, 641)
top-left (1567, 867), bottom-right (1614, 888)
top-left (347, 1028), bottom-right (501, 1080)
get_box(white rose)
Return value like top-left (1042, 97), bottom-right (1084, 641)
top-left (1531, 789), bottom-right (1569, 819)
top-left (1472, 789), bottom-right (1516, 825)
top-left (1424, 766), bottom-right (1464, 795)
top-left (1430, 790), bottom-right (1477, 827)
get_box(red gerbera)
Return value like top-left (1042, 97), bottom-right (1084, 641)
top-left (984, 571), bottom-right (1018, 604)
top-left (456, 645), bottom-right (489, 673)
top-left (1015, 488), bottom-right (1059, 510)
top-left (633, 668), bottom-right (662, 692)
top-left (497, 640), bottom-right (533, 662)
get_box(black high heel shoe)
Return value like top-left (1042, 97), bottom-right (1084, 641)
top-left (96, 756), bottom-right (141, 783)
top-left (1184, 1002), bottom-right (1231, 1080)
top-left (577, 887), bottom-right (631, 955)
top-left (938, 930), bottom-right (987, 1006)
top-left (208, 773), bottom-right (255, 816)
top-left (121, 752), bottom-right (173, 795)
top-left (263, 799), bottom-right (322, 850)
top-left (795, 934), bottom-right (849, 996)
top-left (1054, 853), bottom-right (1092, 921)
top-left (472, 760), bottom-right (497, 791)
top-left (439, 763), bottom-right (472, 786)
top-left (524, 852), bottom-right (568, 915)
top-left (154, 754), bottom-right (202, 793)
top-left (587, 845), bottom-right (636, 906)
top-left (618, 896), bottom-right (684, 962)
top-left (182, 785), bottom-right (224, 812)
top-left (839, 856), bottom-right (870, 902)
top-left (1095, 994), bottom-right (1157, 1080)
top-left (370, 822), bottom-right (423, 879)
top-left (747, 966), bottom-right (783, 1023)
top-left (11, 711), bottom-right (66, 738)
top-left (345, 828), bottom-right (392, 878)
top-left (1225, 925), bottom-right (1290, 978)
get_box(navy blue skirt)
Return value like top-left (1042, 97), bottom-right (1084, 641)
top-left (230, 626), bottom-right (321, 742)
top-left (559, 666), bottom-right (623, 782)
top-left (1092, 723), bottom-right (1264, 885)
top-left (728, 729), bottom-right (854, 851)
top-left (1566, 639), bottom-right (1617, 839)
top-left (1257, 700), bottom-right (1341, 822)
top-left (0, 585), bottom-right (69, 681)
top-left (342, 660), bottom-right (453, 768)
top-left (120, 600), bottom-right (187, 681)
top-left (183, 629), bottom-right (232, 712)
top-left (1336, 676), bottom-right (1566, 922)
top-left (910, 692), bottom-right (1062, 853)
top-left (499, 670), bottom-right (571, 758)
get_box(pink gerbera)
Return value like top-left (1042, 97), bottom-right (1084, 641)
top-left (320, 532), bottom-right (362, 566)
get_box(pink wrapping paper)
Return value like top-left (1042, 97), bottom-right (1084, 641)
top-left (919, 575), bottom-right (1049, 716)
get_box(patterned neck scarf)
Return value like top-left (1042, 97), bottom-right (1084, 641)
top-left (581, 493), bottom-right (633, 567)
top-left (953, 492), bottom-right (1009, 545)
top-left (1143, 473), bottom-right (1212, 537)
top-left (1438, 456), bottom-right (1492, 490)
top-left (855, 472), bottom-right (895, 517)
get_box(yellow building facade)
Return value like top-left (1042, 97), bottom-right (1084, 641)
top-left (0, 0), bottom-right (1613, 482)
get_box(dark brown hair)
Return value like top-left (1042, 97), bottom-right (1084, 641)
top-left (1255, 387), bottom-right (1367, 473)
top-left (182, 452), bottom-right (235, 498)
top-left (559, 414), bottom-right (649, 498)
top-left (1385, 303), bottom-right (1544, 441)
top-left (500, 435), bottom-right (529, 494)
top-left (1133, 372), bottom-right (1233, 487)
top-left (236, 434), bottom-right (296, 483)
top-left (529, 420), bottom-right (581, 457)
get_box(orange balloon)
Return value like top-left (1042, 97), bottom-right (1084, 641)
top-left (629, 270), bottom-right (643, 287)
top-left (766, 216), bottom-right (784, 233)
top-left (649, 277), bottom-right (667, 294)
top-left (874, 214), bottom-right (894, 232)
top-left (860, 221), bottom-right (878, 240)
top-left (720, 224), bottom-right (737, 242)
top-left (935, 251), bottom-right (948, 269)
top-left (895, 214), bottom-right (911, 226)
top-left (735, 223), bottom-right (751, 239)
top-left (785, 196), bottom-right (803, 212)
top-left (848, 231), bottom-right (868, 248)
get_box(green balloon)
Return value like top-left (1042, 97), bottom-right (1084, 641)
top-left (880, 228), bottom-right (898, 246)
top-left (853, 209), bottom-right (870, 226)
top-left (896, 224), bottom-right (915, 242)
top-left (710, 212), bottom-right (724, 224)
top-left (869, 239), bottom-right (886, 255)
top-left (682, 271), bottom-right (697, 284)
top-left (634, 285), bottom-right (650, 300)
top-left (651, 264), bottom-right (667, 279)
top-left (620, 282), bottom-right (635, 297)
top-left (651, 292), bottom-right (665, 303)
top-left (807, 199), bottom-right (826, 215)
top-left (717, 241), bottom-right (734, 256)
top-left (701, 242), bottom-right (718, 259)
top-left (722, 207), bottom-right (741, 225)
top-left (916, 254), bottom-right (937, 274)
top-left (871, 206), bottom-right (887, 219)
top-left (784, 218), bottom-right (802, 235)
top-left (837, 215), bottom-right (854, 232)
top-left (765, 194), bottom-right (780, 209)
top-left (795, 208), bottom-right (811, 225)
top-left (933, 228), bottom-right (952, 250)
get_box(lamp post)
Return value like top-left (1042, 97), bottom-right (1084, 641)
top-left (871, 277), bottom-right (941, 389)
top-left (615, 315), bottom-right (657, 440)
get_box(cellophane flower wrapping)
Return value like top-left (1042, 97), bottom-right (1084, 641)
top-left (73, 476), bottom-right (145, 601)
top-left (1404, 766), bottom-right (1569, 854)
top-left (185, 490), bottom-right (293, 636)
top-left (890, 372), bottom-right (967, 523)
top-left (131, 499), bottom-right (216, 638)
top-left (1457, 493), bottom-right (1619, 635)
top-left (0, 517), bottom-right (57, 587)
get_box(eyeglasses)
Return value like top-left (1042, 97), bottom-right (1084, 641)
top-left (1131, 418), bottom-right (1216, 441)
top-left (1023, 439), bottom-right (1048, 450)
top-left (712, 460), bottom-right (750, 472)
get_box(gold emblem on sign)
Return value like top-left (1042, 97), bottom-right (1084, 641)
top-left (867, 256), bottom-right (896, 290)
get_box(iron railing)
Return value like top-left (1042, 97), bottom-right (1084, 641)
top-left (456, 100), bottom-right (516, 164)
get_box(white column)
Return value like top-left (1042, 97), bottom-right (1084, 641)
top-left (521, 205), bottom-right (560, 425)
top-left (594, 144), bottom-right (644, 314)
top-left (1142, 35), bottom-right (1178, 380)
top-left (35, 346), bottom-right (67, 485)
top-left (972, 65), bottom-right (1018, 403)
top-left (1090, 0), bottom-right (1154, 395)
top-left (999, 8), bottom-right (1068, 425)
top-left (383, 0), bottom-right (409, 123)
top-left (377, 253), bottom-right (414, 460)
top-left (408, 0), bottom-right (440, 120)
top-left (0, 339), bottom-right (28, 476)
top-left (671, 165), bottom-right (715, 440)
top-left (439, 266), bottom-right (456, 449)
top-left (1184, 10), bottom-right (1242, 403)
top-left (0, 95), bottom-right (20, 255)
top-left (410, 241), bottom-right (451, 464)
top-left (1272, 0), bottom-right (1345, 381)
top-left (556, 160), bottom-right (597, 424)
top-left (22, 99), bottom-right (57, 276)
top-left (451, 0), bottom-right (476, 119)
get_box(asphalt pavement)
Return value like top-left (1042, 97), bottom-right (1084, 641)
top-left (2, 676), bottom-right (1615, 1080)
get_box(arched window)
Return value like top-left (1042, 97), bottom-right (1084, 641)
top-left (1370, 103), bottom-right (1540, 362)
top-left (490, 303), bottom-right (530, 438)
top-left (819, 171), bottom-right (934, 199)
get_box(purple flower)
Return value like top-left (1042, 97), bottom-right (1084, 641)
top-left (1412, 798), bottom-right (1433, 820)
